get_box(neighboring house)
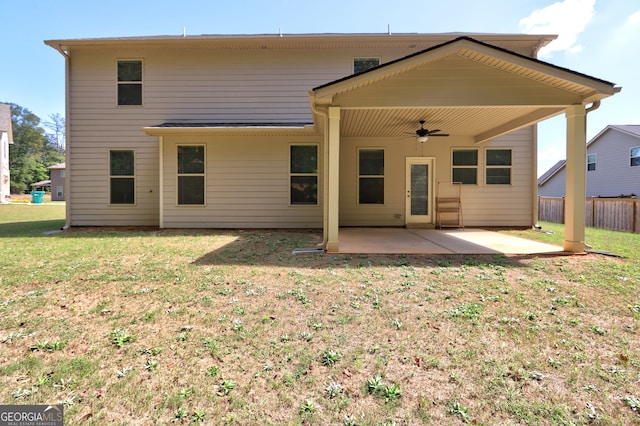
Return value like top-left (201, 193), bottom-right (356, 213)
top-left (48, 162), bottom-right (66, 201)
top-left (538, 125), bottom-right (640, 198)
top-left (45, 33), bottom-right (619, 252)
top-left (0, 104), bottom-right (13, 203)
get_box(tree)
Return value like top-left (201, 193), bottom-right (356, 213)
top-left (6, 103), bottom-right (64, 194)
top-left (45, 113), bottom-right (66, 151)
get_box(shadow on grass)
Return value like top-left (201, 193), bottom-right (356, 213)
top-left (0, 220), bottom-right (567, 268)
top-left (0, 220), bottom-right (66, 238)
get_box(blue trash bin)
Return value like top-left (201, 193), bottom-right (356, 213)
top-left (31, 191), bottom-right (45, 204)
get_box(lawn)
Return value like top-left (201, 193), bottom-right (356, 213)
top-left (0, 204), bottom-right (638, 425)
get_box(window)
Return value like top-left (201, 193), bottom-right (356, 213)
top-left (353, 57), bottom-right (380, 74)
top-left (631, 147), bottom-right (640, 167)
top-left (290, 145), bottom-right (318, 205)
top-left (359, 149), bottom-right (384, 204)
top-left (452, 149), bottom-right (478, 184)
top-left (587, 154), bottom-right (596, 171)
top-left (117, 60), bottom-right (142, 105)
top-left (60, 170), bottom-right (66, 178)
top-left (486, 149), bottom-right (512, 185)
top-left (177, 146), bottom-right (205, 205)
top-left (56, 186), bottom-right (63, 198)
top-left (109, 150), bottom-right (134, 204)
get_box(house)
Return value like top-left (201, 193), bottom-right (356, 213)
top-left (539, 125), bottom-right (640, 198)
top-left (0, 103), bottom-right (13, 203)
top-left (48, 162), bottom-right (66, 201)
top-left (45, 33), bottom-right (620, 253)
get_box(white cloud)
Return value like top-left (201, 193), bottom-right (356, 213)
top-left (614, 10), bottom-right (640, 43)
top-left (519, 0), bottom-right (596, 58)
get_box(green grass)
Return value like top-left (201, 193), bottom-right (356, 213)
top-left (1, 206), bottom-right (639, 425)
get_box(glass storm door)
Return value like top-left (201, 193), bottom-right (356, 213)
top-left (405, 158), bottom-right (434, 225)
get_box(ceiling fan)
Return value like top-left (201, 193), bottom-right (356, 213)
top-left (414, 120), bottom-right (449, 142)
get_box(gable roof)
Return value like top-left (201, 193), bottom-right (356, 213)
top-left (312, 36), bottom-right (614, 91)
top-left (312, 36), bottom-right (617, 98)
top-left (310, 36), bottom-right (620, 143)
top-left (48, 162), bottom-right (66, 170)
top-left (538, 125), bottom-right (640, 185)
top-left (0, 104), bottom-right (13, 143)
top-left (538, 160), bottom-right (566, 186)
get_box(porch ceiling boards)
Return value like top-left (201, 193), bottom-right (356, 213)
top-left (339, 106), bottom-right (564, 138)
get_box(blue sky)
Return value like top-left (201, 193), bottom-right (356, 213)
top-left (1, 0), bottom-right (638, 176)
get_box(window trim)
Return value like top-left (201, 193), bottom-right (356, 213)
top-left (630, 146), bottom-right (640, 167)
top-left (289, 144), bottom-right (319, 206)
top-left (108, 149), bottom-right (135, 205)
top-left (358, 148), bottom-right (385, 205)
top-left (485, 148), bottom-right (513, 185)
top-left (176, 144), bottom-right (206, 206)
top-left (587, 153), bottom-right (596, 171)
top-left (116, 59), bottom-right (143, 107)
top-left (353, 57), bottom-right (381, 74)
top-left (451, 148), bottom-right (478, 185)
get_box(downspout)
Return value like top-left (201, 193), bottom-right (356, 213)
top-left (309, 94), bottom-right (329, 249)
top-left (53, 44), bottom-right (72, 230)
top-left (586, 100), bottom-right (601, 114)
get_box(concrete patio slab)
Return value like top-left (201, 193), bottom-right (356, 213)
top-left (338, 228), bottom-right (564, 255)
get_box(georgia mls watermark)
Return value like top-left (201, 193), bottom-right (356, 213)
top-left (0, 405), bottom-right (63, 426)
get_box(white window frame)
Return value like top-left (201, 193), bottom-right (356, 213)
top-left (177, 145), bottom-right (206, 206)
top-left (117, 59), bottom-right (143, 106)
top-left (358, 148), bottom-right (385, 205)
top-left (485, 148), bottom-right (513, 185)
top-left (289, 144), bottom-right (319, 206)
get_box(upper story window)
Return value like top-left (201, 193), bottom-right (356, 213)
top-left (117, 60), bottom-right (143, 106)
top-left (631, 147), bottom-right (640, 167)
top-left (60, 170), bottom-right (66, 178)
top-left (359, 148), bottom-right (384, 204)
top-left (353, 57), bottom-right (380, 74)
top-left (587, 154), bottom-right (597, 171)
top-left (109, 150), bottom-right (135, 204)
top-left (486, 149), bottom-right (512, 185)
top-left (290, 145), bottom-right (318, 205)
top-left (452, 149), bottom-right (478, 185)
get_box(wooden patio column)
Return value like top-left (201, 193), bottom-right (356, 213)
top-left (564, 104), bottom-right (587, 253)
top-left (325, 106), bottom-right (341, 252)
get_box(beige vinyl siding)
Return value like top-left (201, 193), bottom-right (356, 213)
top-left (65, 37), bottom-right (542, 228)
top-left (66, 47), bottom-right (426, 226)
top-left (334, 57), bottom-right (581, 108)
top-left (161, 136), bottom-right (322, 228)
top-left (339, 128), bottom-right (534, 227)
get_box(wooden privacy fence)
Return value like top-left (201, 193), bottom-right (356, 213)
top-left (538, 197), bottom-right (640, 234)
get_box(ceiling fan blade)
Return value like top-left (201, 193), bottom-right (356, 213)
top-left (429, 133), bottom-right (449, 137)
top-left (427, 129), bottom-right (441, 134)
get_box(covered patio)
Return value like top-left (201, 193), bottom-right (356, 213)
top-left (338, 227), bottom-right (563, 255)
top-left (310, 36), bottom-right (620, 254)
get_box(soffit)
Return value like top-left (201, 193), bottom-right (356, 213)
top-left (45, 33), bottom-right (554, 53)
top-left (339, 107), bottom-right (565, 138)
